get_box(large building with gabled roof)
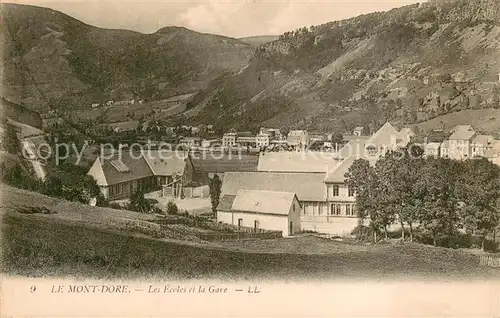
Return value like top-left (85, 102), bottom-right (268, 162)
top-left (88, 150), bottom-right (195, 200)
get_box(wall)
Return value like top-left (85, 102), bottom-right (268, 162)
top-left (301, 216), bottom-right (366, 236)
top-left (217, 210), bottom-right (291, 236)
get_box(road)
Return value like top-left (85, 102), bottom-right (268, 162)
top-left (21, 139), bottom-right (46, 181)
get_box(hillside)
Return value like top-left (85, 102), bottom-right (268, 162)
top-left (0, 3), bottom-right (254, 113)
top-left (186, 0), bottom-right (500, 134)
top-left (238, 35), bottom-right (279, 48)
top-left (0, 97), bottom-right (43, 129)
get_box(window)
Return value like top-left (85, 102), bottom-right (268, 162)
top-left (293, 203), bottom-right (295, 212)
top-left (346, 204), bottom-right (351, 216)
top-left (331, 185), bottom-right (339, 197)
top-left (348, 187), bottom-right (355, 197)
top-left (331, 204), bottom-right (341, 215)
top-left (238, 218), bottom-right (243, 227)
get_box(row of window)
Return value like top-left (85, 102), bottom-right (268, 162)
top-left (329, 185), bottom-right (355, 197)
top-left (301, 203), bottom-right (357, 216)
top-left (330, 203), bottom-right (357, 216)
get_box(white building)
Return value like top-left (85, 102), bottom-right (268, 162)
top-left (287, 130), bottom-right (309, 148)
top-left (256, 133), bottom-right (270, 148)
top-left (259, 127), bottom-right (281, 140)
top-left (217, 189), bottom-right (301, 236)
top-left (448, 127), bottom-right (476, 160)
top-left (222, 132), bottom-right (237, 147)
top-left (424, 142), bottom-right (441, 157)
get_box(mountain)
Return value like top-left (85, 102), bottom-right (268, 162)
top-left (1, 3), bottom-right (254, 113)
top-left (186, 0), bottom-right (500, 134)
top-left (238, 35), bottom-right (279, 48)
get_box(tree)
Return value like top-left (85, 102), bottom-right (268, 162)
top-left (415, 157), bottom-right (461, 246)
top-left (209, 173), bottom-right (222, 215)
top-left (345, 159), bottom-right (381, 241)
top-left (458, 158), bottom-right (500, 251)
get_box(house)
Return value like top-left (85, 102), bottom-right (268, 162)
top-left (471, 134), bottom-right (494, 157)
top-left (179, 137), bottom-right (201, 149)
top-left (99, 120), bottom-right (139, 133)
top-left (440, 140), bottom-right (450, 158)
top-left (256, 133), bottom-right (270, 148)
top-left (236, 136), bottom-right (257, 147)
top-left (399, 127), bottom-right (415, 143)
top-left (353, 127), bottom-right (365, 136)
top-left (287, 130), bottom-right (309, 148)
top-left (364, 122), bottom-right (407, 156)
top-left (142, 151), bottom-right (195, 197)
top-left (217, 190), bottom-right (301, 236)
top-left (424, 142), bottom-right (441, 157)
top-left (222, 133), bottom-right (237, 147)
top-left (484, 140), bottom-right (500, 166)
top-left (257, 151), bottom-right (340, 173)
top-left (91, 103), bottom-right (100, 109)
top-left (87, 152), bottom-right (155, 200)
top-left (259, 128), bottom-right (281, 139)
top-left (448, 126), bottom-right (476, 160)
top-left (88, 150), bottom-right (195, 200)
top-left (201, 139), bottom-right (221, 148)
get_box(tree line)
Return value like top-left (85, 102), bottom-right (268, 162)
top-left (345, 145), bottom-right (500, 250)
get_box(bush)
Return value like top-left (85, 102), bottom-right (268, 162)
top-left (166, 201), bottom-right (179, 215)
top-left (351, 224), bottom-right (373, 241)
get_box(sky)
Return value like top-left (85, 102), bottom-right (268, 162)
top-left (9, 0), bottom-right (421, 38)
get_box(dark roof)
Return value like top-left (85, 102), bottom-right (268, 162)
top-left (100, 152), bottom-right (154, 185)
top-left (221, 171), bottom-right (327, 202)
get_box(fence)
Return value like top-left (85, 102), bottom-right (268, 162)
top-left (479, 255), bottom-right (500, 268)
top-left (107, 217), bottom-right (164, 237)
top-left (183, 185), bottom-right (210, 198)
top-left (197, 231), bottom-right (283, 242)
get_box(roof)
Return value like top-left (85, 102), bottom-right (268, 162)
top-left (88, 152), bottom-right (154, 186)
top-left (142, 150), bottom-right (188, 176)
top-left (324, 156), bottom-right (377, 183)
top-left (338, 139), bottom-right (367, 159)
top-left (425, 142), bottom-right (441, 150)
top-left (217, 194), bottom-right (236, 211)
top-left (354, 127), bottom-right (364, 131)
top-left (449, 130), bottom-right (476, 141)
top-left (366, 122), bottom-right (405, 147)
top-left (257, 151), bottom-right (339, 173)
top-left (451, 125), bottom-right (473, 133)
top-left (231, 190), bottom-right (297, 215)
top-left (221, 171), bottom-right (327, 202)
top-left (288, 130), bottom-right (307, 136)
top-left (472, 134), bottom-right (493, 145)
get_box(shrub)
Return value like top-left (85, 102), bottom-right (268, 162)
top-left (351, 225), bottom-right (373, 241)
top-left (166, 201), bottom-right (179, 215)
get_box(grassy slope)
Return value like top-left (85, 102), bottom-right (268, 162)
top-left (1, 184), bottom-right (498, 281)
top-left (2, 212), bottom-right (498, 281)
top-left (415, 108), bottom-right (500, 135)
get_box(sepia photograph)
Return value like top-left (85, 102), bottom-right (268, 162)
top-left (1, 0), bottom-right (500, 316)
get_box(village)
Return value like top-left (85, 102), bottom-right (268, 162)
top-left (78, 121), bottom-right (500, 239)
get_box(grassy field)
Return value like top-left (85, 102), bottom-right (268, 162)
top-left (2, 211), bottom-right (498, 281)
